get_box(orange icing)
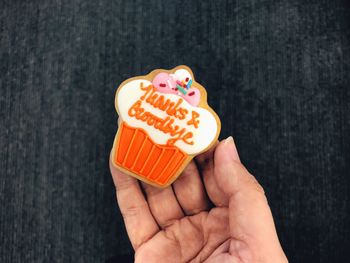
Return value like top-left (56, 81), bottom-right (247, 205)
top-left (115, 122), bottom-right (187, 185)
top-left (140, 83), bottom-right (189, 120)
top-left (126, 83), bottom-right (202, 146)
top-left (187, 111), bottom-right (200, 128)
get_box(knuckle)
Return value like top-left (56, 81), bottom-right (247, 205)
top-left (120, 202), bottom-right (147, 218)
top-left (115, 176), bottom-right (136, 191)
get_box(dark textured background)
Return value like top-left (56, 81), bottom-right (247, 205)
top-left (1, 0), bottom-right (349, 262)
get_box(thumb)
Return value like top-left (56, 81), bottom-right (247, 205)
top-left (214, 137), bottom-right (288, 262)
top-left (214, 137), bottom-right (264, 197)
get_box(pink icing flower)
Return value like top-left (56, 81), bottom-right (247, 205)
top-left (152, 72), bottom-right (201, 106)
top-left (152, 72), bottom-right (177, 94)
top-left (182, 87), bottom-right (200, 106)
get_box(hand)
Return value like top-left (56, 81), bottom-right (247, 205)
top-left (110, 137), bottom-right (288, 263)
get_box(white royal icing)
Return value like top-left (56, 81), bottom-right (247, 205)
top-left (117, 79), bottom-right (218, 155)
top-left (174, 69), bottom-right (192, 80)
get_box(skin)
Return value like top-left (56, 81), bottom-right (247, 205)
top-left (110, 137), bottom-right (288, 263)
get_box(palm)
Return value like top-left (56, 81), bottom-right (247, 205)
top-left (111, 139), bottom-right (288, 263)
top-left (136, 207), bottom-right (234, 263)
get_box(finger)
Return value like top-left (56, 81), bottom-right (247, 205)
top-left (214, 140), bottom-right (287, 262)
top-left (109, 156), bottom-right (159, 250)
top-left (172, 160), bottom-right (210, 215)
top-left (195, 141), bottom-right (228, 207)
top-left (141, 183), bottom-right (184, 228)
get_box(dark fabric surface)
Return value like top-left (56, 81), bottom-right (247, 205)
top-left (1, 0), bottom-right (349, 262)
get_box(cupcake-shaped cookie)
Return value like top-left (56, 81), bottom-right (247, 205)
top-left (111, 65), bottom-right (221, 187)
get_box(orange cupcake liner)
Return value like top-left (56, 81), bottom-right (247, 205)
top-left (114, 121), bottom-right (188, 186)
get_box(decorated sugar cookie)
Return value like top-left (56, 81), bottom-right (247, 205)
top-left (111, 65), bottom-right (221, 187)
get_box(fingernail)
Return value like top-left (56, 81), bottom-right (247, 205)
top-left (224, 136), bottom-right (240, 162)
